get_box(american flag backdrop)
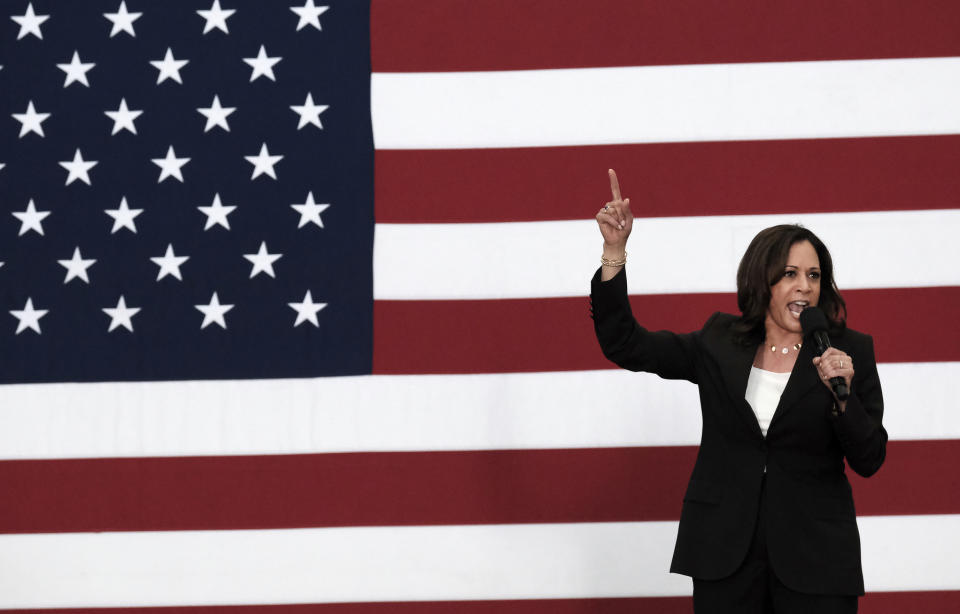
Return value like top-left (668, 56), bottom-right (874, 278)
top-left (1, 0), bottom-right (959, 612)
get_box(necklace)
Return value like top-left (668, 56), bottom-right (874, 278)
top-left (769, 342), bottom-right (802, 355)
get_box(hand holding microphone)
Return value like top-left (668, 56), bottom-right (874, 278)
top-left (800, 306), bottom-right (853, 404)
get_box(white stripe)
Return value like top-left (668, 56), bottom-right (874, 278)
top-left (374, 209), bottom-right (960, 299)
top-left (860, 515), bottom-right (960, 592)
top-left (372, 57), bottom-right (960, 149)
top-left (0, 362), bottom-right (952, 460)
top-left (0, 515), bottom-right (956, 607)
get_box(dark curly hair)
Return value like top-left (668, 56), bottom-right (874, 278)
top-left (732, 224), bottom-right (846, 346)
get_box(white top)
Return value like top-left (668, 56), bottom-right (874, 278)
top-left (745, 366), bottom-right (791, 437)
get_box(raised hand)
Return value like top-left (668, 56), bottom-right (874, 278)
top-left (595, 168), bottom-right (634, 250)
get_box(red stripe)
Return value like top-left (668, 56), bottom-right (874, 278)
top-left (8, 591), bottom-right (960, 614)
top-left (371, 0), bottom-right (960, 72)
top-left (375, 136), bottom-right (960, 223)
top-left (7, 591), bottom-right (960, 614)
top-left (848, 439), bottom-right (960, 517)
top-left (0, 598), bottom-right (693, 614)
top-left (373, 287), bottom-right (960, 375)
top-left (0, 447), bottom-right (694, 533)
top-left (861, 591), bottom-right (960, 612)
top-left (373, 292), bottom-right (735, 374)
top-left (0, 440), bottom-right (955, 534)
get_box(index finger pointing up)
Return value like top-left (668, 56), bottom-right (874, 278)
top-left (608, 168), bottom-right (622, 202)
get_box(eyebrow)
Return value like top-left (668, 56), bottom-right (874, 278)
top-left (784, 265), bottom-right (821, 270)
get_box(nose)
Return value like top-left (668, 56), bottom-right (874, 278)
top-left (798, 274), bottom-right (811, 293)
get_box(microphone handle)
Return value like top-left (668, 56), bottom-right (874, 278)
top-left (812, 331), bottom-right (850, 401)
top-left (831, 377), bottom-right (850, 401)
top-left (812, 331), bottom-right (831, 356)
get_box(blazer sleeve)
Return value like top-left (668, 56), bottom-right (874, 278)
top-left (830, 333), bottom-right (887, 477)
top-left (590, 267), bottom-right (706, 383)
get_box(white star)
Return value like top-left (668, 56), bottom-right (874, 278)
top-left (244, 142), bottom-right (283, 180)
top-left (102, 295), bottom-right (141, 332)
top-left (150, 48), bottom-right (189, 84)
top-left (59, 149), bottom-right (98, 186)
top-left (290, 92), bottom-right (328, 130)
top-left (12, 100), bottom-right (51, 138)
top-left (104, 98), bottom-right (143, 135)
top-left (242, 45), bottom-right (281, 82)
top-left (11, 3), bottom-right (49, 40)
top-left (104, 1), bottom-right (142, 37)
top-left (0, 162), bottom-right (4, 173)
top-left (198, 193), bottom-right (236, 230)
top-left (197, 0), bottom-right (235, 34)
top-left (196, 95), bottom-right (235, 132)
top-left (57, 246), bottom-right (96, 284)
top-left (243, 241), bottom-right (282, 278)
top-left (12, 199), bottom-right (50, 236)
top-left (9, 298), bottom-right (48, 335)
top-left (195, 292), bottom-right (234, 329)
top-left (290, 0), bottom-right (328, 31)
top-left (150, 244), bottom-right (189, 281)
top-left (57, 50), bottom-right (96, 88)
top-left (288, 290), bottom-right (327, 327)
top-left (291, 191), bottom-right (330, 228)
top-left (151, 145), bottom-right (190, 183)
top-left (105, 196), bottom-right (143, 233)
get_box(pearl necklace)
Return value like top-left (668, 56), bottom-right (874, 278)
top-left (770, 343), bottom-right (802, 355)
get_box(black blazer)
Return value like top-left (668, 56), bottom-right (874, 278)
top-left (590, 268), bottom-right (887, 596)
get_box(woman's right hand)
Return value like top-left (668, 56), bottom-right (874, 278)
top-left (595, 169), bottom-right (634, 250)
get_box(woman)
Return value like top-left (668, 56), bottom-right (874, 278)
top-left (591, 169), bottom-right (887, 613)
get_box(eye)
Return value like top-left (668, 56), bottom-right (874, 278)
top-left (783, 270), bottom-right (796, 278)
top-left (809, 272), bottom-right (821, 280)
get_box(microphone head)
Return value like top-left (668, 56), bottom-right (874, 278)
top-left (799, 305), bottom-right (829, 335)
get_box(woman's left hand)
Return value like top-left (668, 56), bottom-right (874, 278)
top-left (813, 347), bottom-right (853, 412)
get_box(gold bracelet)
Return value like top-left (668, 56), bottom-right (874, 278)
top-left (601, 251), bottom-right (627, 267)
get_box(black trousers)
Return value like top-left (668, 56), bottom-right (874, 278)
top-left (692, 477), bottom-right (858, 614)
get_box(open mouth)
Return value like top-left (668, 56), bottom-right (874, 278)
top-left (787, 301), bottom-right (809, 317)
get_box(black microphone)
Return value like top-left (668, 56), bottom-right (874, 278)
top-left (799, 306), bottom-right (849, 401)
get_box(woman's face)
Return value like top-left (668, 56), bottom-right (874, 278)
top-left (766, 240), bottom-right (821, 336)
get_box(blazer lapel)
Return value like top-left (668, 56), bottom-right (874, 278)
top-left (710, 335), bottom-right (765, 439)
